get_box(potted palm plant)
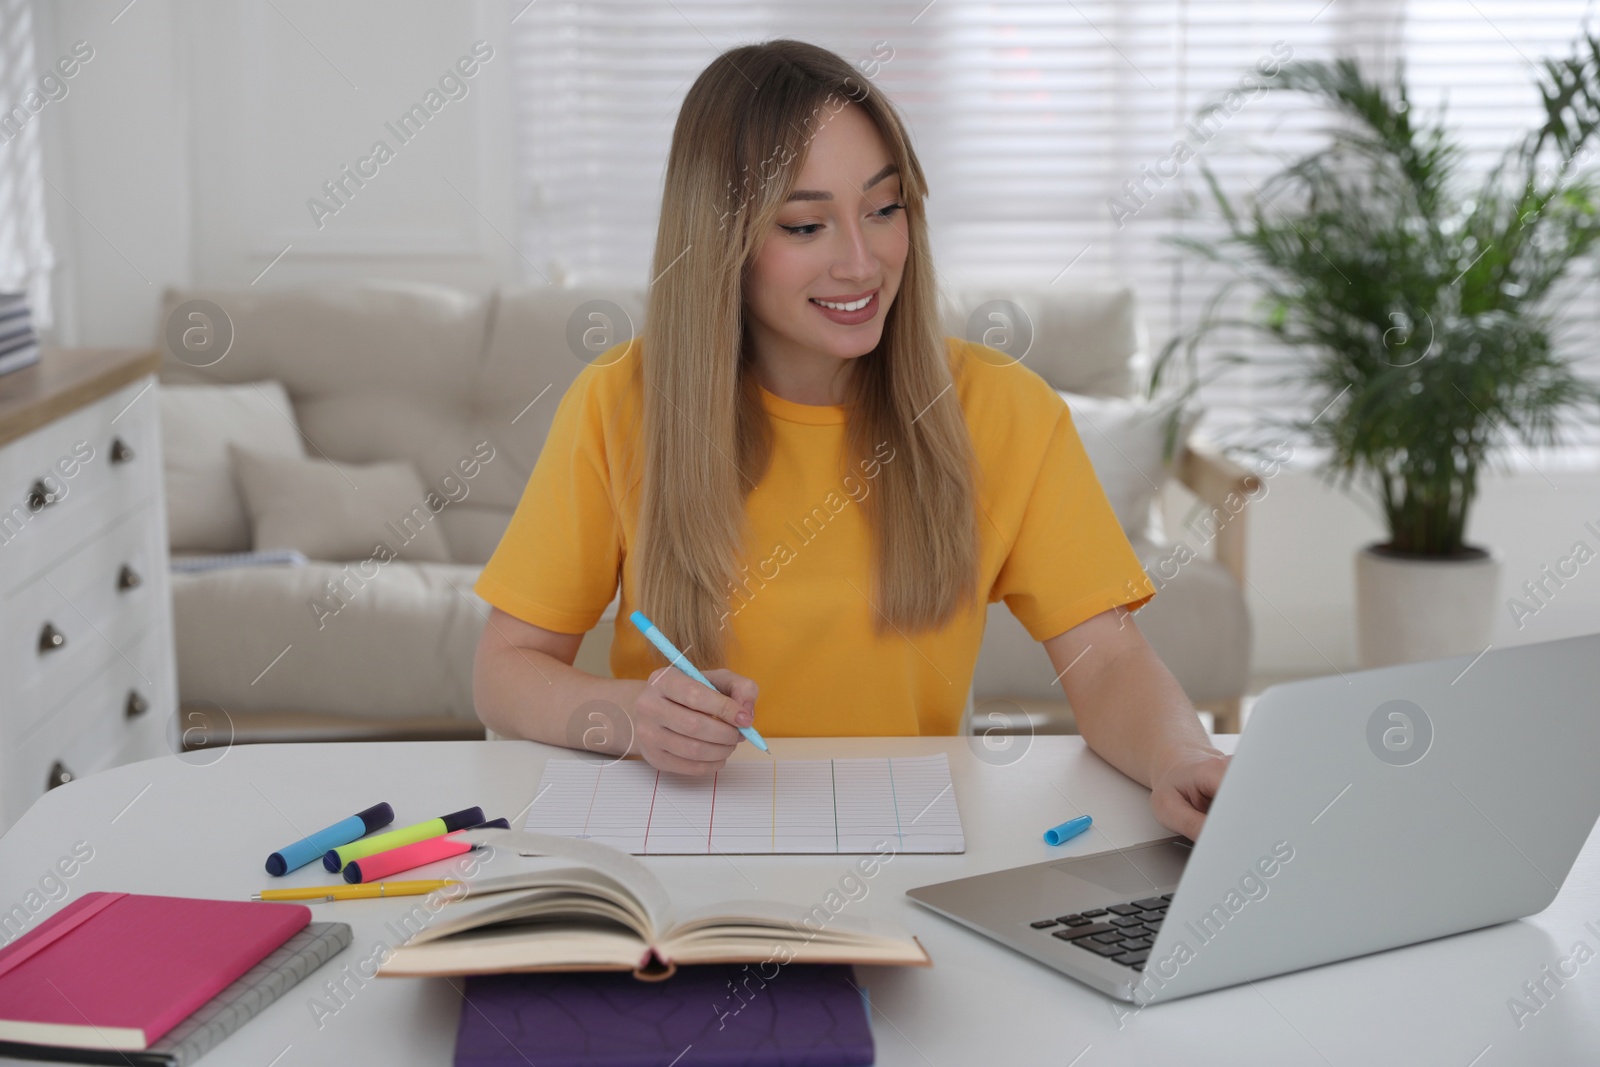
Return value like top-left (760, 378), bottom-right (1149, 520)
top-left (1155, 48), bottom-right (1600, 668)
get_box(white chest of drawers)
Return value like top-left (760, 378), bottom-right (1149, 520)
top-left (0, 348), bottom-right (177, 835)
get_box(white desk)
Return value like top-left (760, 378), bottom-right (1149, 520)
top-left (1, 736), bottom-right (1597, 1065)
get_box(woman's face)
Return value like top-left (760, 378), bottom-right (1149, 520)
top-left (744, 103), bottom-right (909, 378)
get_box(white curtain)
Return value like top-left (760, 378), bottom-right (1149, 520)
top-left (0, 0), bottom-right (56, 332)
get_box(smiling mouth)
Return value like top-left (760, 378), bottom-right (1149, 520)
top-left (809, 290), bottom-right (878, 312)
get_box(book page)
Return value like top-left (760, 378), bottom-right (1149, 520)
top-left (452, 829), bottom-right (679, 936)
top-left (378, 927), bottom-right (648, 978)
top-left (523, 755), bottom-right (965, 855)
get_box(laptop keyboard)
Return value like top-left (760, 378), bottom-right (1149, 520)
top-left (1029, 893), bottom-right (1171, 971)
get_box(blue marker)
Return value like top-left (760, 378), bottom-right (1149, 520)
top-left (629, 610), bottom-right (770, 753)
top-left (265, 802), bottom-right (394, 875)
top-left (1043, 814), bottom-right (1092, 846)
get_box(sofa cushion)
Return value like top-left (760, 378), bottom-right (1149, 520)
top-left (1062, 391), bottom-right (1202, 540)
top-left (169, 561), bottom-right (487, 718)
top-left (158, 281), bottom-right (488, 402)
top-left (941, 285), bottom-right (1144, 398)
top-left (156, 282), bottom-right (499, 543)
top-left (160, 380), bottom-right (304, 552)
top-left (230, 444), bottom-right (453, 563)
top-left (972, 534), bottom-right (1250, 706)
top-left (471, 285), bottom-right (643, 509)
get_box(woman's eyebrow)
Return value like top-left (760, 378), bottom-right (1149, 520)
top-left (785, 163), bottom-right (899, 202)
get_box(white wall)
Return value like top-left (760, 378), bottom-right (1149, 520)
top-left (33, 0), bottom-right (517, 347)
top-left (27, 0), bottom-right (1600, 680)
top-left (1163, 458), bottom-right (1600, 679)
top-left (32, 0), bottom-right (192, 346)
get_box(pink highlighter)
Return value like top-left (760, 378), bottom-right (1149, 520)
top-left (342, 818), bottom-right (508, 883)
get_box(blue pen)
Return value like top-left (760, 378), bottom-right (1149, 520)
top-left (1043, 814), bottom-right (1092, 846)
top-left (629, 610), bottom-right (770, 753)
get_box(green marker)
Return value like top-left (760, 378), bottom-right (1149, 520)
top-left (322, 806), bottom-right (483, 871)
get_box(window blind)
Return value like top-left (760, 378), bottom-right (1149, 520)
top-left (509, 0), bottom-right (1600, 453)
top-left (0, 0), bottom-right (56, 332)
top-left (1400, 0), bottom-right (1600, 460)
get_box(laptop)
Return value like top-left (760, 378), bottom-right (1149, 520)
top-left (907, 631), bottom-right (1600, 1004)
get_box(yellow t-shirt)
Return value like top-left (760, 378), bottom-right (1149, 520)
top-left (474, 337), bottom-right (1155, 736)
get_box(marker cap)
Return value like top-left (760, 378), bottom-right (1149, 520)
top-left (439, 806), bottom-right (487, 833)
top-left (1043, 815), bottom-right (1093, 846)
top-left (355, 802), bottom-right (395, 833)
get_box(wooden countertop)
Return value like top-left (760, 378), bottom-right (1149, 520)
top-left (0, 346), bottom-right (161, 448)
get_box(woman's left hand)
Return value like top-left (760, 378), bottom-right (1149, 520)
top-left (1149, 748), bottom-right (1231, 840)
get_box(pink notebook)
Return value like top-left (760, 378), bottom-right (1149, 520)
top-left (0, 891), bottom-right (309, 1051)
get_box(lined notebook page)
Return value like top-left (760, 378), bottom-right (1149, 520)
top-left (525, 756), bottom-right (964, 854)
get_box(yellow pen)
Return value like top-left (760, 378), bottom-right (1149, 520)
top-left (250, 879), bottom-right (462, 902)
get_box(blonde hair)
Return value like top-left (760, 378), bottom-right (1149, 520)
top-left (636, 38), bottom-right (979, 666)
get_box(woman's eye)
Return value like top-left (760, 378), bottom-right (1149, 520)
top-left (779, 203), bottom-right (905, 237)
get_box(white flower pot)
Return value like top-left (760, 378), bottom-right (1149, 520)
top-left (1354, 544), bottom-right (1501, 669)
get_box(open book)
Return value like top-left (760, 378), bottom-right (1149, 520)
top-left (376, 830), bottom-right (930, 981)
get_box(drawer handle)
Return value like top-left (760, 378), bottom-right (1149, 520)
top-left (118, 564), bottom-right (142, 592)
top-left (26, 479), bottom-right (60, 512)
top-left (110, 437), bottom-right (135, 464)
top-left (46, 761), bottom-right (74, 791)
top-left (38, 622), bottom-right (66, 653)
top-left (125, 689), bottom-right (150, 719)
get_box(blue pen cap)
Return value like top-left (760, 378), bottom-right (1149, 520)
top-left (1043, 815), bottom-right (1093, 846)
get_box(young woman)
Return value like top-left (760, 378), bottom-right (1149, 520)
top-left (473, 39), bottom-right (1229, 839)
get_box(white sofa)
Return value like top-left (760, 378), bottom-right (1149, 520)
top-left (156, 281), bottom-right (1252, 743)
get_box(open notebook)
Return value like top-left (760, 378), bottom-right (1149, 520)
top-left (524, 754), bottom-right (965, 854)
top-left (377, 830), bottom-right (931, 980)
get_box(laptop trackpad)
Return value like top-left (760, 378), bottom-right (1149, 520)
top-left (1047, 839), bottom-right (1191, 899)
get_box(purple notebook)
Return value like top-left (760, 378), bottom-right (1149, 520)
top-left (452, 963), bottom-right (875, 1067)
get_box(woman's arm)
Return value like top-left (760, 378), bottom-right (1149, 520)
top-left (472, 607), bottom-right (759, 774)
top-left (472, 607), bottom-right (644, 752)
top-left (1043, 607), bottom-right (1230, 839)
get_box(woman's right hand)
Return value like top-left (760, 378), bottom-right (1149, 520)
top-left (632, 665), bottom-right (760, 776)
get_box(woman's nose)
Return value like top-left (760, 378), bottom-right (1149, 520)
top-left (831, 218), bottom-right (877, 280)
